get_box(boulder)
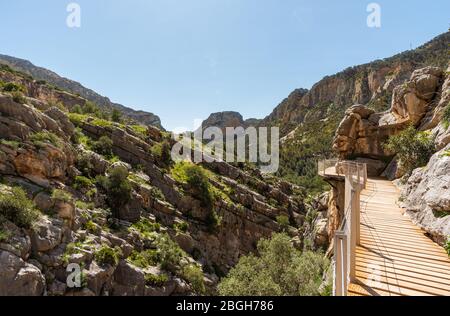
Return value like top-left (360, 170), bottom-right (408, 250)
top-left (30, 218), bottom-right (63, 253)
top-left (0, 250), bottom-right (45, 296)
top-left (112, 260), bottom-right (145, 296)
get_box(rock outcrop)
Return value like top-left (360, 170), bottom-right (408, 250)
top-left (399, 143), bottom-right (450, 244)
top-left (333, 67), bottom-right (444, 176)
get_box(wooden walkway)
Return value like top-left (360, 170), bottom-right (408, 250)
top-left (348, 178), bottom-right (450, 296)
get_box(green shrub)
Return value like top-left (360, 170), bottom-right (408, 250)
top-left (385, 125), bottom-right (435, 175)
top-left (2, 82), bottom-right (26, 93)
top-left (51, 189), bottom-right (73, 203)
top-left (91, 136), bottom-right (113, 157)
top-left (276, 215), bottom-right (290, 231)
top-left (94, 245), bottom-right (122, 266)
top-left (132, 218), bottom-right (161, 237)
top-left (0, 228), bottom-right (11, 243)
top-left (75, 200), bottom-right (94, 210)
top-left (128, 249), bottom-right (160, 269)
top-left (174, 221), bottom-right (189, 233)
top-left (84, 220), bottom-right (98, 233)
top-left (182, 264), bottom-right (205, 294)
top-left (11, 91), bottom-right (26, 104)
top-left (74, 176), bottom-right (94, 191)
top-left (30, 131), bottom-right (63, 149)
top-left (0, 186), bottom-right (40, 229)
top-left (218, 233), bottom-right (330, 296)
top-left (145, 273), bottom-right (169, 287)
top-left (171, 162), bottom-right (214, 208)
top-left (111, 109), bottom-right (122, 123)
top-left (71, 104), bottom-right (83, 114)
top-left (151, 141), bottom-right (172, 166)
top-left (156, 233), bottom-right (186, 272)
top-left (98, 166), bottom-right (132, 214)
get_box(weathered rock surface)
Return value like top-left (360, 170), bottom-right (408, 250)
top-left (399, 144), bottom-right (450, 245)
top-left (0, 250), bottom-right (45, 296)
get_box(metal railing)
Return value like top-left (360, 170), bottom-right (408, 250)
top-left (318, 159), bottom-right (367, 296)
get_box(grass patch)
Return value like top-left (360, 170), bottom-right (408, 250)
top-left (30, 131), bottom-right (63, 149)
top-left (0, 139), bottom-right (20, 150)
top-left (131, 218), bottom-right (161, 238)
top-left (145, 273), bottom-right (169, 287)
top-left (74, 176), bottom-right (94, 191)
top-left (51, 189), bottom-right (73, 203)
top-left (129, 125), bottom-right (147, 138)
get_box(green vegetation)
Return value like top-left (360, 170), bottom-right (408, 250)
top-left (181, 264), bottom-right (205, 294)
top-left (173, 221), bottom-right (189, 233)
top-left (75, 200), bottom-right (94, 210)
top-left (218, 233), bottom-right (330, 296)
top-left (171, 161), bottom-right (221, 229)
top-left (276, 215), bottom-right (290, 231)
top-left (276, 102), bottom-right (341, 196)
top-left (11, 91), bottom-right (26, 104)
top-left (0, 186), bottom-right (40, 229)
top-left (91, 136), bottom-right (113, 157)
top-left (74, 176), bottom-right (94, 191)
top-left (51, 189), bottom-right (73, 203)
top-left (151, 140), bottom-right (172, 167)
top-left (385, 125), bottom-right (435, 175)
top-left (94, 244), bottom-right (122, 266)
top-left (84, 220), bottom-right (98, 234)
top-left (97, 166), bottom-right (132, 214)
top-left (1, 82), bottom-right (27, 93)
top-left (171, 161), bottom-right (214, 208)
top-left (62, 241), bottom-right (92, 265)
top-left (111, 109), bottom-right (122, 123)
top-left (128, 249), bottom-right (159, 269)
top-left (131, 218), bottom-right (161, 238)
top-left (29, 131), bottom-right (63, 149)
top-left (145, 273), bottom-right (169, 287)
top-left (129, 125), bottom-right (147, 139)
top-left (0, 228), bottom-right (11, 243)
top-left (0, 139), bottom-right (20, 150)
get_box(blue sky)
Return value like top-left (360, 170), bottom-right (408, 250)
top-left (0, 1), bottom-right (449, 130)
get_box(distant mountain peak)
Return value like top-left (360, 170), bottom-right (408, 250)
top-left (0, 54), bottom-right (163, 129)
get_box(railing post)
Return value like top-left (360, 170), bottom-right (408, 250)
top-left (349, 189), bottom-right (357, 283)
top-left (334, 232), bottom-right (348, 296)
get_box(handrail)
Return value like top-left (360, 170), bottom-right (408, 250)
top-left (318, 159), bottom-right (367, 296)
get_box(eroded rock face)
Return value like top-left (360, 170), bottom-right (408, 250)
top-left (399, 144), bottom-right (450, 245)
top-left (333, 67), bottom-right (444, 176)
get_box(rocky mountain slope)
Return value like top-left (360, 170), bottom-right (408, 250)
top-left (196, 32), bottom-right (449, 193)
top-left (0, 54), bottom-right (163, 129)
top-left (0, 63), bottom-right (307, 295)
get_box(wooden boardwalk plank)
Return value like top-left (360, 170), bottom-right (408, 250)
top-left (348, 178), bottom-right (450, 296)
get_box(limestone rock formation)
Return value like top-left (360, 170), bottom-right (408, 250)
top-left (398, 143), bottom-right (450, 244)
top-left (333, 67), bottom-right (444, 176)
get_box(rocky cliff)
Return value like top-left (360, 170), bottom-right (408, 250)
top-left (0, 64), bottom-right (306, 296)
top-left (0, 54), bottom-right (163, 129)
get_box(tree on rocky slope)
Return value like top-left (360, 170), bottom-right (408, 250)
top-left (218, 233), bottom-right (330, 296)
